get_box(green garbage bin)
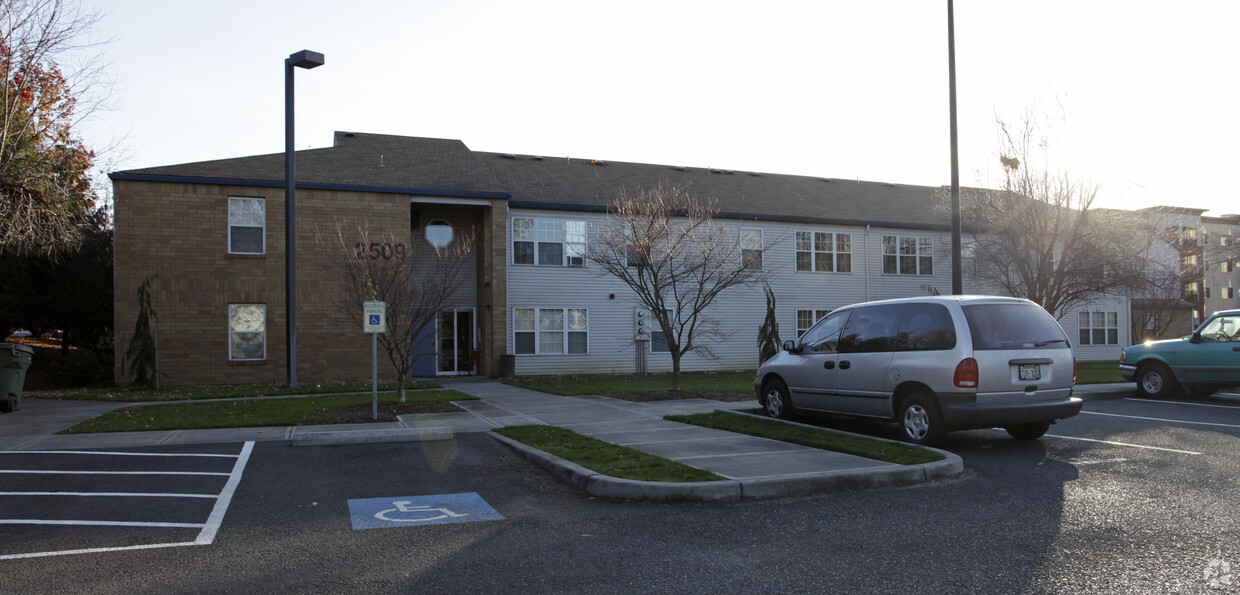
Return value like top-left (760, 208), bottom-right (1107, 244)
top-left (1, 342), bottom-right (34, 413)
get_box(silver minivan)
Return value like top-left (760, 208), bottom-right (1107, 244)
top-left (754, 296), bottom-right (1082, 445)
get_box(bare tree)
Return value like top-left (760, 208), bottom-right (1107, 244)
top-left (588, 183), bottom-right (771, 390)
top-left (321, 222), bottom-right (476, 401)
top-left (2, 0), bottom-right (111, 256)
top-left (955, 110), bottom-right (1143, 318)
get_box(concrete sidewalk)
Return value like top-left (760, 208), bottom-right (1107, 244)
top-left (0, 377), bottom-right (965, 500)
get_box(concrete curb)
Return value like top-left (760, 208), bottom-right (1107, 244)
top-left (488, 414), bottom-right (964, 501)
top-left (292, 426), bottom-right (455, 446)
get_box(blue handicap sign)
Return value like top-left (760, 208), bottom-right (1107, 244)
top-left (368, 314), bottom-right (381, 325)
top-left (347, 492), bottom-right (504, 530)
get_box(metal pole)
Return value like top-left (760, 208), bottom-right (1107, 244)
top-left (948, 0), bottom-right (963, 295)
top-left (284, 58), bottom-right (299, 388)
top-left (372, 333), bottom-right (379, 421)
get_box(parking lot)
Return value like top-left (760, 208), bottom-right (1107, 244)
top-left (3, 391), bottom-right (1240, 592)
top-left (0, 442), bottom-right (253, 560)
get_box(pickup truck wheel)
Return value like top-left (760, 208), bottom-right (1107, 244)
top-left (1136, 363), bottom-right (1180, 398)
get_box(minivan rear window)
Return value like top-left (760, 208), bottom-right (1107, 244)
top-left (962, 303), bottom-right (1070, 350)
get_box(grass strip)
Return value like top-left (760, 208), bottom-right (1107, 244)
top-left (665, 412), bottom-right (944, 465)
top-left (501, 371), bottom-right (753, 395)
top-left (59, 390), bottom-right (474, 434)
top-left (1074, 360), bottom-right (1124, 384)
top-left (494, 425), bottom-right (723, 483)
top-left (30, 380), bottom-right (442, 403)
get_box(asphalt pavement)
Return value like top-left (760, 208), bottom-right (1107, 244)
top-left (0, 379), bottom-right (1135, 500)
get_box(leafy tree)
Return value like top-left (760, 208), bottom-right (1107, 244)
top-left (588, 183), bottom-right (771, 390)
top-left (2, 0), bottom-right (106, 256)
top-left (323, 222), bottom-right (476, 402)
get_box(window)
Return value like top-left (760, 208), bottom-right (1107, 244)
top-left (794, 231), bottom-right (851, 273)
top-left (649, 309), bottom-right (674, 353)
top-left (1077, 311), bottom-right (1119, 346)
top-left (228, 197), bottom-right (265, 254)
top-left (741, 228), bottom-right (763, 269)
top-left (1224, 260), bottom-right (1235, 273)
top-left (1206, 287), bottom-right (1212, 299)
top-left (1225, 287), bottom-right (1236, 299)
top-left (228, 304), bottom-right (266, 360)
top-left (799, 310), bottom-right (847, 353)
top-left (796, 309), bottom-right (833, 338)
top-left (512, 217), bottom-right (587, 266)
top-left (513, 308), bottom-right (588, 354)
top-left (883, 235), bottom-right (933, 275)
top-left (839, 304), bottom-right (907, 353)
top-left (425, 220), bottom-right (453, 247)
top-left (897, 303), bottom-right (957, 351)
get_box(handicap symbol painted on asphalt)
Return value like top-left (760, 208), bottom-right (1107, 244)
top-left (347, 492), bottom-right (504, 530)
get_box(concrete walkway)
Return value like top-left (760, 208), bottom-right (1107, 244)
top-left (0, 377), bottom-right (972, 500)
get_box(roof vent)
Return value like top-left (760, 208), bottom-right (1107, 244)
top-left (710, 168), bottom-right (722, 174)
top-left (501, 153), bottom-right (518, 160)
top-left (749, 172), bottom-right (761, 177)
top-left (532, 156), bottom-right (543, 161)
top-left (590, 160), bottom-right (605, 166)
top-left (379, 154), bottom-right (385, 168)
top-left (672, 166), bottom-right (687, 172)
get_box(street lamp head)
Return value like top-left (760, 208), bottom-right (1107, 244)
top-left (287, 50), bottom-right (325, 69)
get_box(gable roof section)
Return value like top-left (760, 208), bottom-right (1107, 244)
top-left (110, 132), bottom-right (510, 199)
top-left (479, 151), bottom-right (950, 229)
top-left (111, 132), bottom-right (953, 229)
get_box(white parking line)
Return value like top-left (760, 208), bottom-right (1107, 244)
top-left (3, 450), bottom-right (239, 458)
top-left (0, 441), bottom-right (254, 561)
top-left (0, 470), bottom-right (230, 476)
top-left (1081, 410), bottom-right (1240, 430)
top-left (0, 492), bottom-right (218, 498)
top-left (1045, 434), bottom-right (1203, 455)
top-left (1126, 398), bottom-right (1240, 410)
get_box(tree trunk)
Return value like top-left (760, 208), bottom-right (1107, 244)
top-left (398, 373), bottom-right (407, 403)
top-left (671, 354), bottom-right (682, 391)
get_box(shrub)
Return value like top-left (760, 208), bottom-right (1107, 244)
top-left (48, 349), bottom-right (105, 388)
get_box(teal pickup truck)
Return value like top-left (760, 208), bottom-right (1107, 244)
top-left (1120, 309), bottom-right (1240, 398)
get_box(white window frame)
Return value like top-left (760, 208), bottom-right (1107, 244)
top-left (883, 235), bottom-right (933, 275)
top-left (228, 304), bottom-right (267, 361)
top-left (228, 197), bottom-right (265, 255)
top-left (794, 230), bottom-right (852, 273)
top-left (741, 227), bottom-right (763, 269)
top-left (1077, 311), bottom-right (1118, 346)
top-left (513, 307), bottom-right (588, 355)
top-left (796, 309), bottom-right (833, 338)
top-left (511, 217), bottom-right (587, 267)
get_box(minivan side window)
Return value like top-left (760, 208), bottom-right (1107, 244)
top-left (896, 303), bottom-right (957, 351)
top-left (962, 303), bottom-right (1070, 350)
top-left (800, 310), bottom-right (848, 353)
top-left (839, 304), bottom-right (907, 353)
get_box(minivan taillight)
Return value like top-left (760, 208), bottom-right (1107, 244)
top-left (1073, 357), bottom-right (1077, 384)
top-left (954, 358), bottom-right (978, 388)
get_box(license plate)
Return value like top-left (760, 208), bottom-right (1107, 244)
top-left (1019, 364), bottom-right (1041, 381)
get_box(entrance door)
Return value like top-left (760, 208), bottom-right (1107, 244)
top-left (437, 309), bottom-right (475, 375)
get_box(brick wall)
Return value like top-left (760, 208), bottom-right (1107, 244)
top-left (113, 179), bottom-right (506, 387)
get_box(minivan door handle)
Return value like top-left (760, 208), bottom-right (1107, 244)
top-left (823, 361), bottom-right (835, 370)
top-left (838, 360), bottom-right (851, 370)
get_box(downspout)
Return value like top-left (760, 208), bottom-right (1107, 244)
top-left (865, 225), bottom-right (872, 301)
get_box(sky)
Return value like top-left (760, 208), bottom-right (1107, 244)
top-left (77, 0), bottom-right (1240, 217)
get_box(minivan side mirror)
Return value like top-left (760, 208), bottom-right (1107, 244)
top-left (782, 340), bottom-right (800, 354)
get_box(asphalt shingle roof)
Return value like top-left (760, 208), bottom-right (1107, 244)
top-left (114, 132), bottom-right (953, 229)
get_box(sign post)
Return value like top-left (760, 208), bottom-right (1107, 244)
top-left (363, 301), bottom-right (386, 420)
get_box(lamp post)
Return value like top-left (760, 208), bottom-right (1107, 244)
top-left (285, 49), bottom-right (324, 388)
top-left (947, 0), bottom-right (963, 295)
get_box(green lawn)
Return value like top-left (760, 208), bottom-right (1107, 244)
top-left (502, 371), bottom-right (753, 395)
top-left (494, 425), bottom-right (723, 482)
top-left (60, 390), bottom-right (473, 434)
top-left (29, 380), bottom-right (441, 402)
top-left (1076, 360), bottom-right (1124, 384)
top-left (666, 412), bottom-right (944, 465)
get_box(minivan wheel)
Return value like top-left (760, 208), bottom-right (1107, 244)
top-left (761, 379), bottom-right (795, 420)
top-left (897, 392), bottom-right (946, 446)
top-left (1005, 421), bottom-right (1051, 440)
top-left (1136, 363), bottom-right (1180, 398)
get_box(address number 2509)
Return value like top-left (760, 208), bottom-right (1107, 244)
top-left (354, 242), bottom-right (407, 260)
